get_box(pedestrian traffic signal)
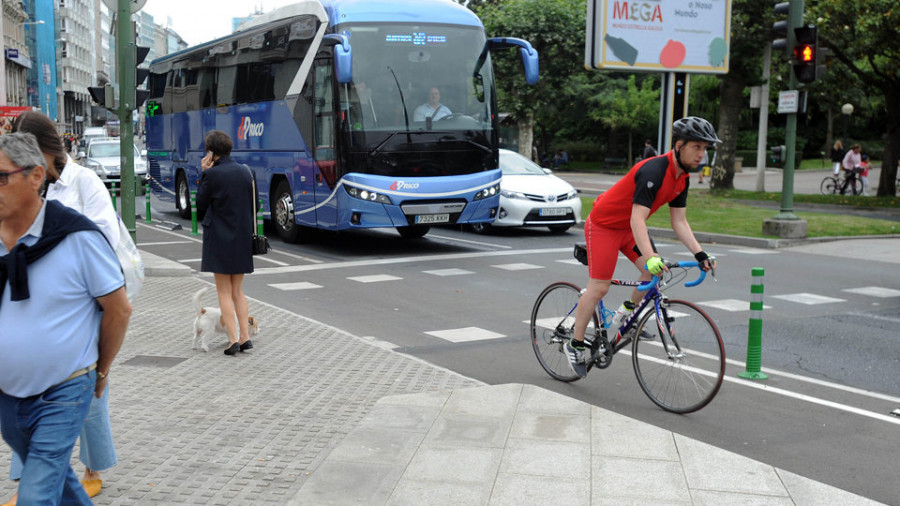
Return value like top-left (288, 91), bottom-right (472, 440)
top-left (135, 45), bottom-right (151, 107)
top-left (771, 145), bottom-right (786, 165)
top-left (771, 2), bottom-right (791, 56)
top-left (792, 26), bottom-right (819, 83)
top-left (87, 83), bottom-right (115, 110)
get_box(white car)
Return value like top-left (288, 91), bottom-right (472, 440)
top-left (81, 139), bottom-right (149, 194)
top-left (471, 149), bottom-right (582, 233)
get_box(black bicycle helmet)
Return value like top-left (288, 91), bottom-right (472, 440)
top-left (672, 117), bottom-right (721, 145)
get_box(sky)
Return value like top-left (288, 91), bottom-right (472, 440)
top-left (142, 0), bottom-right (298, 47)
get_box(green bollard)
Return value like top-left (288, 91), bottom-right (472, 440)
top-left (145, 180), bottom-right (152, 223)
top-left (110, 181), bottom-right (118, 211)
top-left (257, 198), bottom-right (265, 235)
top-left (739, 267), bottom-right (768, 380)
top-left (190, 190), bottom-right (199, 236)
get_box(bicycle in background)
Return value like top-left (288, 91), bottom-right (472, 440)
top-left (530, 245), bottom-right (725, 414)
top-left (820, 167), bottom-right (863, 196)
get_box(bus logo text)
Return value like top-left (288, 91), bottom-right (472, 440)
top-left (390, 180), bottom-right (420, 190)
top-left (238, 116), bottom-right (265, 139)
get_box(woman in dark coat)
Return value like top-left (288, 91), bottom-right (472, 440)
top-left (196, 130), bottom-right (255, 355)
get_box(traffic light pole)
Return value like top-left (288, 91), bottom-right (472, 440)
top-left (116, 0), bottom-right (136, 241)
top-left (763, 0), bottom-right (807, 238)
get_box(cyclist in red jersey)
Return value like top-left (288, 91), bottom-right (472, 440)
top-left (566, 117), bottom-right (719, 378)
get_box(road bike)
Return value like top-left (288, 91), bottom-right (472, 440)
top-left (530, 245), bottom-right (725, 414)
top-left (820, 168), bottom-right (863, 196)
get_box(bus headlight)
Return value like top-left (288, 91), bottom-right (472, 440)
top-left (345, 184), bottom-right (392, 204)
top-left (474, 183), bottom-right (500, 201)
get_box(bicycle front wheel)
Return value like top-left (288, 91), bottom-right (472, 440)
top-left (820, 177), bottom-right (837, 195)
top-left (531, 282), bottom-right (599, 382)
top-left (632, 300), bottom-right (725, 414)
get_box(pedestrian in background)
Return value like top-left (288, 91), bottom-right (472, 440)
top-left (831, 140), bottom-right (845, 176)
top-left (842, 143), bottom-right (862, 174)
top-left (3, 111), bottom-right (121, 503)
top-left (196, 130), bottom-right (255, 355)
top-left (859, 154), bottom-right (871, 196)
top-left (642, 139), bottom-right (657, 160)
top-left (0, 132), bottom-right (131, 505)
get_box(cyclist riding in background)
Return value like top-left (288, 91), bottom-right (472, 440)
top-left (566, 116), bottom-right (719, 378)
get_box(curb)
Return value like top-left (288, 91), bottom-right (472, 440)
top-left (140, 249), bottom-right (192, 277)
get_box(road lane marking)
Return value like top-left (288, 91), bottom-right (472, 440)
top-left (423, 268), bottom-right (474, 276)
top-left (698, 299), bottom-right (772, 312)
top-left (269, 282), bottom-right (322, 290)
top-left (843, 286), bottom-right (900, 298)
top-left (348, 274), bottom-right (403, 283)
top-left (136, 240), bottom-right (193, 246)
top-left (252, 247), bottom-right (571, 275)
top-left (771, 293), bottom-right (846, 305)
top-left (425, 327), bottom-right (506, 343)
top-left (492, 263), bottom-right (543, 271)
top-left (428, 234), bottom-right (513, 249)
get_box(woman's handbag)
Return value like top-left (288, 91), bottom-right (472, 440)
top-left (246, 165), bottom-right (270, 255)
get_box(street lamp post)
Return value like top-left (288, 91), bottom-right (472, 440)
top-left (841, 103), bottom-right (854, 142)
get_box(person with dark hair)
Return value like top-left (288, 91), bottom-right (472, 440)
top-left (197, 130), bottom-right (256, 355)
top-left (0, 132), bottom-right (131, 505)
top-left (413, 87), bottom-right (451, 122)
top-left (565, 117), bottom-right (719, 378)
top-left (6, 110), bottom-right (121, 502)
top-left (642, 139), bottom-right (657, 159)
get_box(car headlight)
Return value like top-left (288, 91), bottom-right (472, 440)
top-left (84, 160), bottom-right (104, 175)
top-left (474, 183), bottom-right (499, 201)
top-left (344, 184), bottom-right (392, 204)
top-left (500, 189), bottom-right (528, 200)
top-left (567, 190), bottom-right (578, 200)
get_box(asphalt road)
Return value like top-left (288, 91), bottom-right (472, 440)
top-left (133, 194), bottom-right (900, 504)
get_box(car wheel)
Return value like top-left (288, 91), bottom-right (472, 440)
top-left (273, 180), bottom-right (304, 243)
top-left (176, 172), bottom-right (191, 219)
top-left (548, 224), bottom-right (571, 234)
top-left (397, 226), bottom-right (430, 239)
top-left (469, 222), bottom-right (492, 234)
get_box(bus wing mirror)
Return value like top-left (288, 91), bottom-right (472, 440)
top-left (484, 37), bottom-right (539, 85)
top-left (323, 34), bottom-right (353, 83)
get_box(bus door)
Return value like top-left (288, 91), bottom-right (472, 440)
top-left (310, 58), bottom-right (338, 226)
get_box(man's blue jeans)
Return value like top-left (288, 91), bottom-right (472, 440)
top-left (0, 371), bottom-right (95, 505)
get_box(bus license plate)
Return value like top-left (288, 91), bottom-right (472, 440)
top-left (539, 208), bottom-right (567, 217)
top-left (415, 213), bottom-right (450, 224)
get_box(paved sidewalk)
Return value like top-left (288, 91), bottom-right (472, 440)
top-left (0, 252), bottom-right (886, 504)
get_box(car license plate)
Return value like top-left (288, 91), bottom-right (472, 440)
top-left (415, 213), bottom-right (450, 224)
top-left (539, 208), bottom-right (568, 217)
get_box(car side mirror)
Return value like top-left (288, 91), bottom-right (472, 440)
top-left (77, 151), bottom-right (85, 159)
top-left (543, 168), bottom-right (553, 174)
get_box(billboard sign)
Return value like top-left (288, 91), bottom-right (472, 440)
top-left (586, 0), bottom-right (732, 74)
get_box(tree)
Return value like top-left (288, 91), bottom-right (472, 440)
top-left (590, 75), bottom-right (659, 165)
top-left (478, 0), bottom-right (587, 158)
top-left (708, 0), bottom-right (772, 191)
top-left (809, 0), bottom-right (900, 196)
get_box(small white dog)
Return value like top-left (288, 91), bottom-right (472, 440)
top-left (192, 287), bottom-right (259, 352)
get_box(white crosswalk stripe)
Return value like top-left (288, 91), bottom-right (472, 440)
top-left (423, 268), bottom-right (474, 276)
top-left (727, 248), bottom-right (779, 255)
top-left (772, 293), bottom-right (846, 305)
top-left (699, 299), bottom-right (772, 312)
top-left (842, 286), bottom-right (900, 298)
top-left (425, 327), bottom-right (506, 343)
top-left (347, 274), bottom-right (402, 283)
top-left (492, 263), bottom-right (543, 271)
top-left (269, 282), bottom-right (322, 291)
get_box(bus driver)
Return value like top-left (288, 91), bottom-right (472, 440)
top-left (413, 87), bottom-right (451, 122)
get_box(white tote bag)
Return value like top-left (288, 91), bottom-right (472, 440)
top-left (115, 216), bottom-right (145, 301)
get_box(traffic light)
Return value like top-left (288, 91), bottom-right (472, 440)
top-left (135, 44), bottom-right (151, 108)
top-left (793, 26), bottom-right (819, 83)
top-left (771, 145), bottom-right (786, 165)
top-left (771, 2), bottom-right (791, 56)
top-left (87, 83), bottom-right (115, 110)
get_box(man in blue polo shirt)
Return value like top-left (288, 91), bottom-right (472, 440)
top-left (0, 132), bottom-right (132, 504)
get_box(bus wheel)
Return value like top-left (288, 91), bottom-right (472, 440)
top-left (397, 226), bottom-right (430, 239)
top-left (176, 173), bottom-right (191, 219)
top-left (273, 180), bottom-right (302, 243)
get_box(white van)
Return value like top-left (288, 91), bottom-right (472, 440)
top-left (80, 127), bottom-right (107, 148)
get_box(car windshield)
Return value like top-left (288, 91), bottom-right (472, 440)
top-left (499, 151), bottom-right (546, 176)
top-left (89, 143), bottom-right (141, 158)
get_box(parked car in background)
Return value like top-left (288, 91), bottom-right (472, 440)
top-left (470, 149), bottom-right (582, 234)
top-left (79, 138), bottom-right (149, 194)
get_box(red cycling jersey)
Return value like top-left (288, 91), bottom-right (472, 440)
top-left (588, 151), bottom-right (690, 229)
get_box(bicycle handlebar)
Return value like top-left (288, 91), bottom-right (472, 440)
top-left (637, 260), bottom-right (707, 292)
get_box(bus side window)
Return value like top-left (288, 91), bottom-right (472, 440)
top-left (313, 60), bottom-right (337, 187)
top-left (216, 66), bottom-right (237, 107)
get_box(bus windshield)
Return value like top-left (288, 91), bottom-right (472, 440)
top-left (340, 23), bottom-right (495, 139)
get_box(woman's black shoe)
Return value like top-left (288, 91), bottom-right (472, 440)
top-left (224, 342), bottom-right (240, 355)
top-left (239, 340), bottom-right (253, 352)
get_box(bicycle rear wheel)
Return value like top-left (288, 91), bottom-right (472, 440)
top-left (849, 178), bottom-right (862, 195)
top-left (632, 300), bottom-right (725, 413)
top-left (820, 177), bottom-right (837, 195)
top-left (531, 282), bottom-right (599, 382)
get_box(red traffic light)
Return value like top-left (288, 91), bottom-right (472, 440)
top-left (793, 44), bottom-right (814, 62)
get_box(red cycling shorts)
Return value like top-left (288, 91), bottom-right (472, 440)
top-left (584, 216), bottom-right (641, 280)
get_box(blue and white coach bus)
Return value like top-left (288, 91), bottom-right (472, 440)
top-left (146, 0), bottom-right (538, 240)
